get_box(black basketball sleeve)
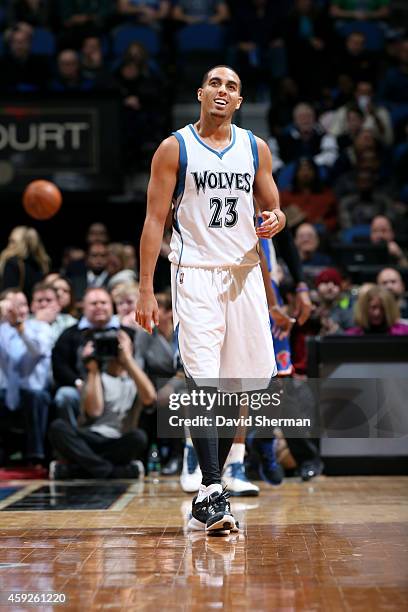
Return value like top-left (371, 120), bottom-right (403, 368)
top-left (273, 225), bottom-right (305, 285)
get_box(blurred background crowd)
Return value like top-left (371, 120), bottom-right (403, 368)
top-left (0, 0), bottom-right (407, 486)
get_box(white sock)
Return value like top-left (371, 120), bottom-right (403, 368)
top-left (225, 443), bottom-right (245, 467)
top-left (196, 483), bottom-right (222, 503)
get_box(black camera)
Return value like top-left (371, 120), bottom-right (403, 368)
top-left (92, 329), bottom-right (119, 361)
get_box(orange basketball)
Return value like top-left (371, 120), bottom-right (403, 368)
top-left (22, 180), bottom-right (62, 220)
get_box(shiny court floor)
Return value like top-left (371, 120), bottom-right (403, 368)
top-left (0, 476), bottom-right (407, 611)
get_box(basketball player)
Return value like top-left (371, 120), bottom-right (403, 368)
top-left (136, 66), bottom-right (286, 534)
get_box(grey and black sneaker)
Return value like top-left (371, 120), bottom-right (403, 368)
top-left (188, 489), bottom-right (239, 535)
top-left (206, 489), bottom-right (237, 534)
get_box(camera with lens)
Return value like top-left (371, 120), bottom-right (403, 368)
top-left (92, 329), bottom-right (119, 362)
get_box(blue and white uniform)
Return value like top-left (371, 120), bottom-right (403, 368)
top-left (169, 123), bottom-right (276, 386)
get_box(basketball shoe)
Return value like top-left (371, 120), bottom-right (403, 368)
top-left (254, 438), bottom-right (284, 485)
top-left (180, 443), bottom-right (202, 493)
top-left (222, 461), bottom-right (260, 496)
top-left (188, 485), bottom-right (239, 534)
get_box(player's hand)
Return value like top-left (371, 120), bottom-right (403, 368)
top-left (256, 209), bottom-right (286, 239)
top-left (270, 305), bottom-right (294, 340)
top-left (135, 290), bottom-right (159, 334)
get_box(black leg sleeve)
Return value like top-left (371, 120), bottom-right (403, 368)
top-left (186, 380), bottom-right (221, 487)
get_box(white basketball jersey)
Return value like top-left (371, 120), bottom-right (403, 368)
top-left (169, 124), bottom-right (260, 268)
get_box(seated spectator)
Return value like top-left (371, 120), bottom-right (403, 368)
top-left (334, 31), bottom-right (378, 84)
top-left (9, 0), bottom-right (52, 27)
top-left (0, 226), bottom-right (50, 301)
top-left (50, 48), bottom-right (94, 91)
top-left (135, 292), bottom-right (183, 473)
top-left (267, 78), bottom-right (301, 138)
top-left (80, 35), bottom-right (116, 88)
top-left (268, 103), bottom-right (338, 172)
top-left (111, 282), bottom-right (140, 328)
top-left (380, 38), bottom-right (408, 104)
top-left (59, 246), bottom-right (86, 277)
top-left (49, 327), bottom-right (155, 480)
top-left (171, 0), bottom-right (229, 25)
top-left (0, 22), bottom-right (50, 91)
top-left (116, 0), bottom-right (170, 27)
top-left (57, 0), bottom-right (112, 49)
top-left (335, 104), bottom-right (364, 149)
top-left (339, 171), bottom-right (394, 228)
top-left (0, 288), bottom-right (53, 465)
top-left (280, 158), bottom-right (338, 232)
top-left (284, 0), bottom-right (333, 98)
top-left (52, 287), bottom-right (131, 426)
top-left (122, 243), bottom-right (137, 270)
top-left (377, 267), bottom-right (408, 320)
top-left (50, 276), bottom-right (77, 316)
top-left (330, 80), bottom-right (393, 146)
top-left (31, 282), bottom-right (77, 346)
top-left (313, 267), bottom-right (354, 335)
top-left (346, 285), bottom-right (408, 336)
top-left (113, 45), bottom-right (166, 166)
top-left (66, 241), bottom-right (109, 301)
top-left (334, 72), bottom-right (355, 108)
top-left (370, 215), bottom-right (408, 267)
top-left (294, 222), bottom-right (333, 267)
top-left (135, 292), bottom-right (176, 386)
top-left (329, 0), bottom-right (390, 22)
top-left (106, 243), bottom-right (137, 291)
top-left (332, 127), bottom-right (384, 186)
top-left (86, 222), bottom-right (110, 246)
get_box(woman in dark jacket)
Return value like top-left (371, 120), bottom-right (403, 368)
top-left (0, 226), bottom-right (50, 301)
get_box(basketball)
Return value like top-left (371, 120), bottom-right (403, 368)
top-left (22, 180), bottom-right (62, 220)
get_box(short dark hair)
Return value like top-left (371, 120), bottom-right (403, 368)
top-left (32, 282), bottom-right (58, 298)
top-left (201, 65), bottom-right (242, 93)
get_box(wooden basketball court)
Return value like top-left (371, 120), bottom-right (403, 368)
top-left (0, 476), bottom-right (407, 610)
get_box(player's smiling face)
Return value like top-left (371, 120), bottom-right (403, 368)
top-left (198, 68), bottom-right (243, 118)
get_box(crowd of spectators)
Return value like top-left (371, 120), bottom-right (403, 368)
top-left (0, 0), bottom-right (407, 478)
top-left (0, 216), bottom-right (407, 476)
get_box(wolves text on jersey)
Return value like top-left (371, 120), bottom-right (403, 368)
top-left (191, 171), bottom-right (252, 195)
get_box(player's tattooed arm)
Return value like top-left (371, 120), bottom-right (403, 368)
top-left (136, 136), bottom-right (178, 333)
top-left (253, 137), bottom-right (286, 239)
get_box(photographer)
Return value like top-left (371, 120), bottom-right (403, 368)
top-left (0, 288), bottom-right (52, 466)
top-left (48, 328), bottom-right (156, 479)
top-left (52, 287), bottom-right (133, 426)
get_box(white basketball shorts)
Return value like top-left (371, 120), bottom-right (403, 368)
top-left (171, 263), bottom-right (277, 387)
